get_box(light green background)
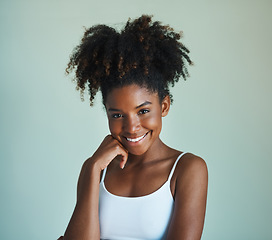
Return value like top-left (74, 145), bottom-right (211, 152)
top-left (0, 0), bottom-right (271, 239)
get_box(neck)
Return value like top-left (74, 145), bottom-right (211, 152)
top-left (126, 138), bottom-right (170, 165)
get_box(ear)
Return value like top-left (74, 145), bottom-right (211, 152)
top-left (161, 95), bottom-right (170, 117)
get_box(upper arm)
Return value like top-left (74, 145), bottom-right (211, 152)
top-left (77, 159), bottom-right (104, 200)
top-left (167, 155), bottom-right (208, 240)
top-left (76, 160), bottom-right (88, 201)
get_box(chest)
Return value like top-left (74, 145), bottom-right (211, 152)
top-left (104, 159), bottom-right (177, 198)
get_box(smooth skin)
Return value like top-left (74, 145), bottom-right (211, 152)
top-left (61, 84), bottom-right (208, 240)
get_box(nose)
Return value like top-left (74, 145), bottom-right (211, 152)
top-left (123, 115), bottom-right (140, 134)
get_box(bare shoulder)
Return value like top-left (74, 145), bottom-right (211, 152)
top-left (178, 152), bottom-right (207, 171)
top-left (175, 153), bottom-right (208, 186)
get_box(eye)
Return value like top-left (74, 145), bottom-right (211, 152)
top-left (138, 109), bottom-right (150, 115)
top-left (111, 113), bottom-right (123, 119)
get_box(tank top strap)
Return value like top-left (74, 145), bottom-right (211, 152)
top-left (167, 152), bottom-right (187, 181)
top-left (101, 167), bottom-right (108, 183)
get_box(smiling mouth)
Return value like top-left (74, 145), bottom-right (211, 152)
top-left (125, 131), bottom-right (150, 143)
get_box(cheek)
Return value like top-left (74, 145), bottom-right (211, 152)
top-left (143, 112), bottom-right (162, 130)
top-left (108, 120), bottom-right (121, 135)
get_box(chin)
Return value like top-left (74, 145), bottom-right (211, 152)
top-left (125, 141), bottom-right (154, 156)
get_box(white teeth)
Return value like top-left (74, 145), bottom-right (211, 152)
top-left (126, 133), bottom-right (147, 142)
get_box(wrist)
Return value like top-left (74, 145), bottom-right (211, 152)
top-left (89, 153), bottom-right (109, 172)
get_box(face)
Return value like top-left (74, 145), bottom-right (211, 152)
top-left (105, 84), bottom-right (170, 155)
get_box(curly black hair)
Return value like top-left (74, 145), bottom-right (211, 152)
top-left (66, 15), bottom-right (192, 106)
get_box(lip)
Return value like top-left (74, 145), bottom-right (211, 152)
top-left (124, 131), bottom-right (150, 144)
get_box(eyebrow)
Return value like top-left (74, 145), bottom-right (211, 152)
top-left (108, 101), bottom-right (152, 112)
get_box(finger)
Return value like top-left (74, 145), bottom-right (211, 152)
top-left (119, 154), bottom-right (128, 169)
top-left (111, 138), bottom-right (128, 169)
top-left (118, 147), bottom-right (128, 169)
top-left (110, 135), bottom-right (127, 149)
top-left (108, 135), bottom-right (129, 168)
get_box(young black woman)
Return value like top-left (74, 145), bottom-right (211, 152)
top-left (60, 15), bottom-right (208, 240)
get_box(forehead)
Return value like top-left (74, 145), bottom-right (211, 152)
top-left (105, 84), bottom-right (159, 109)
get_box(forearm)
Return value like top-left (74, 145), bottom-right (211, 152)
top-left (63, 164), bottom-right (101, 240)
top-left (62, 135), bottom-right (128, 240)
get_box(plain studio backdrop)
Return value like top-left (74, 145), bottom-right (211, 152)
top-left (0, 0), bottom-right (271, 239)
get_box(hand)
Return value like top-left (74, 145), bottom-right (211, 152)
top-left (76, 135), bottom-right (128, 201)
top-left (91, 134), bottom-right (129, 170)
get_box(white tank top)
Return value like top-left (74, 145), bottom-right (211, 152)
top-left (99, 152), bottom-right (187, 240)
